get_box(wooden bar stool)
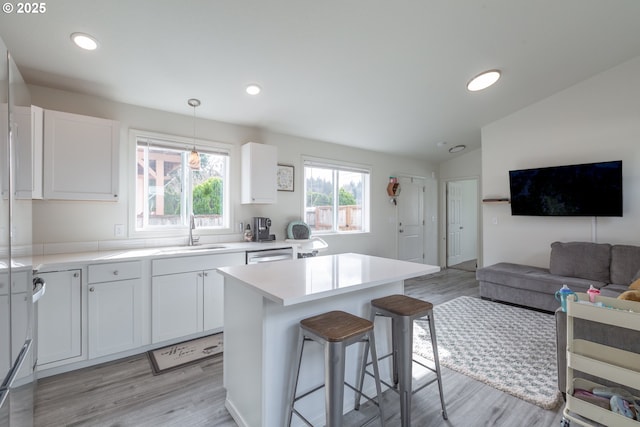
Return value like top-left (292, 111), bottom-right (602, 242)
top-left (355, 295), bottom-right (447, 427)
top-left (286, 310), bottom-right (386, 427)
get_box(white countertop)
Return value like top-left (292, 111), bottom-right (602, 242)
top-left (217, 252), bottom-right (439, 306)
top-left (32, 241), bottom-right (293, 271)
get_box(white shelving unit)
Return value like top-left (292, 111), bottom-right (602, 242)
top-left (563, 293), bottom-right (640, 427)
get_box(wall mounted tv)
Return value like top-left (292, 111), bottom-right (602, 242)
top-left (508, 160), bottom-right (623, 217)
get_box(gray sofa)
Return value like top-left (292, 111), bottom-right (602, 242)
top-left (476, 241), bottom-right (640, 397)
top-left (476, 241), bottom-right (640, 312)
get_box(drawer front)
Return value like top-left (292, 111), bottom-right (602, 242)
top-left (152, 252), bottom-right (244, 276)
top-left (88, 261), bottom-right (142, 283)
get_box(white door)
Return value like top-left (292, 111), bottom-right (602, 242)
top-left (447, 181), bottom-right (463, 266)
top-left (446, 179), bottom-right (478, 266)
top-left (397, 176), bottom-right (424, 263)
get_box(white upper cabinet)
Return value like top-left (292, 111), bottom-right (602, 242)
top-left (241, 142), bottom-right (277, 204)
top-left (43, 109), bottom-right (119, 201)
top-left (11, 105), bottom-right (42, 199)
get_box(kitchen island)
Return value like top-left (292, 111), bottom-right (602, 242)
top-left (217, 253), bottom-right (439, 427)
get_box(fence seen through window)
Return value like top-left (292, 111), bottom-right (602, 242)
top-left (304, 160), bottom-right (370, 233)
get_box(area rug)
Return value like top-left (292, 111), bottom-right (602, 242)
top-left (413, 296), bottom-right (562, 409)
top-left (148, 333), bottom-right (223, 375)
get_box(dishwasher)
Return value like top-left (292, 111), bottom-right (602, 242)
top-left (245, 247), bottom-right (294, 264)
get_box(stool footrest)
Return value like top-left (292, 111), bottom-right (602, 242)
top-left (361, 365), bottom-right (439, 397)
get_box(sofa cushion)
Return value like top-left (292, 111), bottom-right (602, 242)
top-left (610, 245), bottom-right (640, 285)
top-left (549, 241), bottom-right (611, 283)
top-left (476, 262), bottom-right (604, 295)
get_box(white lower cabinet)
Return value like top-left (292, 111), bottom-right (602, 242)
top-left (87, 261), bottom-right (144, 358)
top-left (152, 271), bottom-right (202, 343)
top-left (151, 252), bottom-right (244, 343)
top-left (88, 278), bottom-right (143, 358)
top-left (203, 269), bottom-right (224, 331)
top-left (35, 250), bottom-right (249, 374)
top-left (37, 270), bottom-right (82, 367)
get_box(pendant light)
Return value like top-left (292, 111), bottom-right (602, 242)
top-left (188, 98), bottom-right (201, 170)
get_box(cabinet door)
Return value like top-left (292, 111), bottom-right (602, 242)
top-left (88, 278), bottom-right (143, 358)
top-left (203, 270), bottom-right (223, 331)
top-left (203, 252), bottom-right (245, 331)
top-left (43, 109), bottom-right (119, 201)
top-left (241, 142), bottom-right (277, 204)
top-left (37, 270), bottom-right (82, 366)
top-left (151, 272), bottom-right (202, 343)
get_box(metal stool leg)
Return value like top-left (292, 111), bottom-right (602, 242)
top-left (395, 314), bottom-right (413, 427)
top-left (354, 336), bottom-right (370, 411)
top-left (286, 328), bottom-right (306, 427)
top-left (428, 311), bottom-right (448, 420)
top-left (367, 329), bottom-right (386, 427)
top-left (325, 341), bottom-right (346, 427)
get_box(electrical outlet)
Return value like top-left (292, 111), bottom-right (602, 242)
top-left (114, 224), bottom-right (125, 237)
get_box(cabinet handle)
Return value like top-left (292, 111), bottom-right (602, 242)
top-left (198, 272), bottom-right (203, 277)
top-left (113, 270), bottom-right (119, 276)
top-left (204, 272), bottom-right (208, 277)
top-left (73, 272), bottom-right (79, 278)
top-left (90, 287), bottom-right (95, 292)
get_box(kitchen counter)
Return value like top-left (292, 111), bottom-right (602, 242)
top-left (218, 253), bottom-right (439, 427)
top-left (217, 252), bottom-right (438, 306)
top-left (32, 241), bottom-right (293, 271)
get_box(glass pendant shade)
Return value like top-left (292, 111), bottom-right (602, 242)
top-left (188, 98), bottom-right (201, 170)
top-left (188, 148), bottom-right (201, 169)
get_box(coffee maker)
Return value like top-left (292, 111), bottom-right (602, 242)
top-left (252, 217), bottom-right (273, 241)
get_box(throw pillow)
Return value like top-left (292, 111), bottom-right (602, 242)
top-left (618, 290), bottom-right (640, 302)
top-left (629, 278), bottom-right (640, 290)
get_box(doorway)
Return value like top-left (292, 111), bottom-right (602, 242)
top-left (446, 178), bottom-right (479, 270)
top-left (397, 176), bottom-right (425, 263)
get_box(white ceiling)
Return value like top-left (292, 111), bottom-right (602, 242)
top-left (2, 0), bottom-right (640, 163)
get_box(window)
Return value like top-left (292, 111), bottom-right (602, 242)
top-left (134, 132), bottom-right (230, 232)
top-left (303, 158), bottom-right (370, 233)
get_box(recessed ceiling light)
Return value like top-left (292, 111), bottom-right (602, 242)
top-left (246, 84), bottom-right (261, 95)
top-left (467, 69), bottom-right (501, 92)
top-left (448, 145), bottom-right (466, 153)
top-left (71, 32), bottom-right (98, 51)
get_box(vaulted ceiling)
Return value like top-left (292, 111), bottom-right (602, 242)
top-left (2, 0), bottom-right (640, 162)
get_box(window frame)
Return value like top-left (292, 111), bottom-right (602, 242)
top-left (302, 156), bottom-right (371, 235)
top-left (129, 129), bottom-right (232, 237)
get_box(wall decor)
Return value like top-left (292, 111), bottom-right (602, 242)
top-left (277, 164), bottom-right (294, 191)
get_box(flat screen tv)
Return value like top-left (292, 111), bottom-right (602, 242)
top-left (509, 160), bottom-right (623, 216)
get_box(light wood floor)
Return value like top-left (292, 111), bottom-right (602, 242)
top-left (35, 268), bottom-right (565, 426)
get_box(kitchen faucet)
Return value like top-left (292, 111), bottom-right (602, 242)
top-left (188, 213), bottom-right (200, 246)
